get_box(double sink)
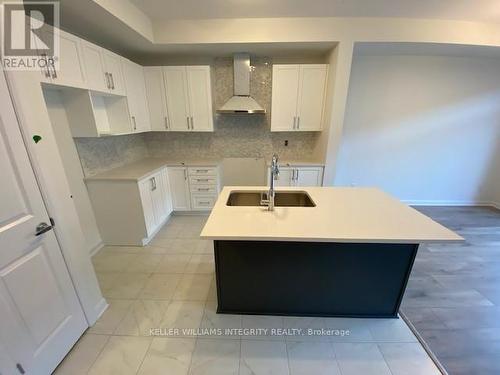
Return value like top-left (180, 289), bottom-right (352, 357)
top-left (226, 191), bottom-right (315, 207)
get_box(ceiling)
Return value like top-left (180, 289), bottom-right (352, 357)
top-left (130, 0), bottom-right (500, 24)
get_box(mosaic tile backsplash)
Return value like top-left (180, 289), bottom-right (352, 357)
top-left (75, 57), bottom-right (321, 176)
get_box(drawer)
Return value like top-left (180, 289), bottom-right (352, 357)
top-left (190, 184), bottom-right (218, 194)
top-left (188, 167), bottom-right (218, 177)
top-left (189, 176), bottom-right (218, 185)
top-left (191, 194), bottom-right (217, 210)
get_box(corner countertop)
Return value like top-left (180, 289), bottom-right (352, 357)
top-left (85, 158), bottom-right (220, 182)
top-left (200, 186), bottom-right (464, 244)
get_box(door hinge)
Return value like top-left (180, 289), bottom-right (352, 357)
top-left (16, 363), bottom-right (25, 374)
top-left (50, 217), bottom-right (55, 227)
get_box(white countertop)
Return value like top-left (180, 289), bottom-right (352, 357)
top-left (200, 186), bottom-right (463, 244)
top-left (85, 158), bottom-right (220, 181)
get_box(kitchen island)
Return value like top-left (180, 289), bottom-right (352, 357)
top-left (201, 187), bottom-right (463, 318)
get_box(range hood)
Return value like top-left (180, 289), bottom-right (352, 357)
top-left (217, 53), bottom-right (266, 114)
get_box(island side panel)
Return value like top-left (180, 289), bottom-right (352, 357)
top-left (214, 240), bottom-right (419, 318)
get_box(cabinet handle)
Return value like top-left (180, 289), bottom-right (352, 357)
top-left (198, 188), bottom-right (210, 191)
top-left (165, 116), bottom-right (169, 129)
top-left (198, 201), bottom-right (210, 205)
top-left (196, 169), bottom-right (208, 173)
top-left (131, 116), bottom-right (137, 130)
top-left (50, 60), bottom-right (57, 79)
top-left (186, 117), bottom-right (190, 130)
top-left (293, 116), bottom-right (297, 130)
top-left (295, 169), bottom-right (299, 181)
top-left (109, 73), bottom-right (115, 89)
top-left (184, 169), bottom-right (187, 180)
top-left (297, 116), bottom-right (300, 130)
top-left (190, 116), bottom-right (194, 130)
top-left (196, 178), bottom-right (209, 182)
top-left (151, 177), bottom-right (156, 191)
top-left (105, 72), bottom-right (110, 89)
top-left (41, 54), bottom-right (50, 78)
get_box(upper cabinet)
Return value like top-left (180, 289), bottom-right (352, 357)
top-left (163, 66), bottom-right (214, 132)
top-left (122, 59), bottom-right (151, 133)
top-left (80, 41), bottom-right (125, 95)
top-left (36, 29), bottom-right (86, 89)
top-left (271, 64), bottom-right (328, 132)
top-left (144, 67), bottom-right (169, 131)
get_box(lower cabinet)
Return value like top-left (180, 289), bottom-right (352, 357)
top-left (268, 166), bottom-right (324, 187)
top-left (139, 168), bottom-right (173, 237)
top-left (167, 167), bottom-right (191, 211)
top-left (168, 166), bottom-right (220, 211)
top-left (86, 167), bottom-right (173, 246)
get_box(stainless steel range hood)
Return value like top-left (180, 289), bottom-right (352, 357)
top-left (217, 53), bottom-right (266, 114)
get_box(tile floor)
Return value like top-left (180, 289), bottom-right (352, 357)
top-left (55, 214), bottom-right (441, 375)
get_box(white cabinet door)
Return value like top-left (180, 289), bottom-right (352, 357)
top-left (296, 65), bottom-right (327, 131)
top-left (123, 60), bottom-right (151, 133)
top-left (164, 67), bottom-right (190, 131)
top-left (103, 51), bottom-right (126, 95)
top-left (144, 67), bottom-right (169, 131)
top-left (270, 65), bottom-right (300, 131)
top-left (150, 171), bottom-right (169, 227)
top-left (186, 66), bottom-right (213, 131)
top-left (81, 42), bottom-right (108, 92)
top-left (272, 167), bottom-right (294, 187)
top-left (160, 168), bottom-right (174, 217)
top-left (54, 31), bottom-right (86, 88)
top-left (139, 177), bottom-right (156, 236)
top-left (0, 73), bottom-right (87, 375)
top-left (295, 167), bottom-right (324, 186)
top-left (167, 167), bottom-right (191, 211)
top-left (35, 29), bottom-right (85, 88)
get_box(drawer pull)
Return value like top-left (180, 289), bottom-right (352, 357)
top-left (196, 169), bottom-right (208, 173)
top-left (198, 188), bottom-right (210, 191)
top-left (196, 179), bottom-right (209, 182)
top-left (199, 201), bottom-right (211, 205)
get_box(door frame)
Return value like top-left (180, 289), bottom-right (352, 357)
top-left (3, 69), bottom-right (107, 326)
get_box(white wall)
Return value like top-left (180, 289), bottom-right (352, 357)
top-left (43, 89), bottom-right (103, 253)
top-left (335, 53), bottom-right (500, 205)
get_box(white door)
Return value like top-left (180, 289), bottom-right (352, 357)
top-left (0, 72), bottom-right (87, 375)
top-left (81, 42), bottom-right (108, 92)
top-left (167, 167), bottom-right (191, 211)
top-left (295, 167), bottom-right (324, 187)
top-left (270, 65), bottom-right (300, 131)
top-left (164, 67), bottom-right (190, 131)
top-left (296, 65), bottom-right (327, 131)
top-left (272, 167), bottom-right (294, 187)
top-left (139, 178), bottom-right (156, 236)
top-left (186, 66), bottom-right (213, 131)
top-left (103, 52), bottom-right (125, 95)
top-left (144, 67), bottom-right (169, 131)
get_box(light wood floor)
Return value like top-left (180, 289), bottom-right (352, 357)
top-left (402, 206), bottom-right (500, 375)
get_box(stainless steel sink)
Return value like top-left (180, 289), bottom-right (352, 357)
top-left (226, 191), bottom-right (316, 207)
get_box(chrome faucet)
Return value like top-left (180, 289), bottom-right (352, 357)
top-left (261, 154), bottom-right (279, 211)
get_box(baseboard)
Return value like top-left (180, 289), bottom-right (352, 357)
top-left (173, 211), bottom-right (210, 216)
top-left (89, 241), bottom-right (104, 257)
top-left (88, 297), bottom-right (109, 326)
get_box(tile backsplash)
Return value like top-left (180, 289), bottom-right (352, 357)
top-left (75, 57), bottom-right (321, 177)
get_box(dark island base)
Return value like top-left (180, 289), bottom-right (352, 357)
top-left (214, 240), bottom-right (419, 318)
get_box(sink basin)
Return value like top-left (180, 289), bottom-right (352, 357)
top-left (226, 191), bottom-right (316, 207)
